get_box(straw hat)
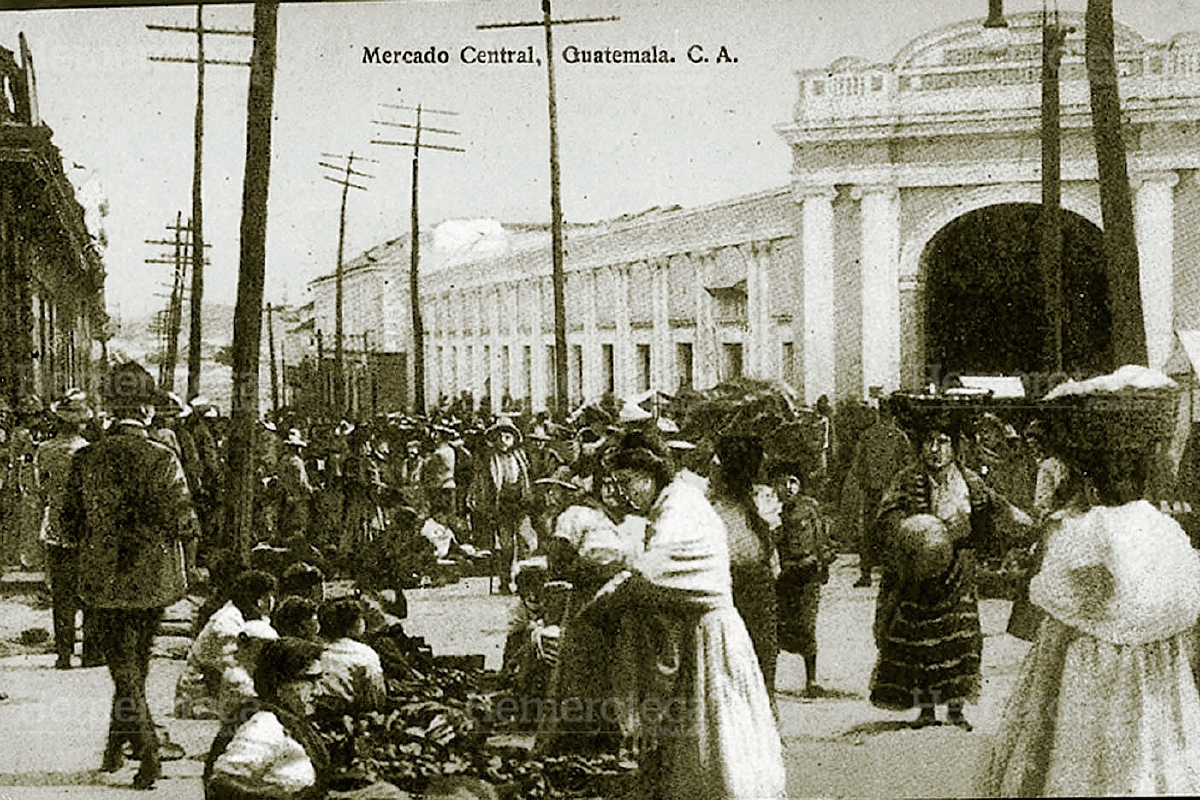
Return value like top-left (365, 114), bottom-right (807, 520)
top-left (283, 428), bottom-right (308, 448)
top-left (50, 388), bottom-right (93, 424)
top-left (487, 416), bottom-right (523, 442)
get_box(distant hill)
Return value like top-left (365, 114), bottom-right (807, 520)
top-left (105, 302), bottom-right (272, 414)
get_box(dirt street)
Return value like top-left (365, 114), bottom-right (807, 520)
top-left (0, 555), bottom-right (1033, 799)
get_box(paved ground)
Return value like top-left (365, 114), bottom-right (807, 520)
top-left (0, 560), bottom-right (1032, 799)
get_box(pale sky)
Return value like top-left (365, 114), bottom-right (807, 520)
top-left (3, 0), bottom-right (1199, 323)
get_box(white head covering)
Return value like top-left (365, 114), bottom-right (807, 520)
top-left (635, 476), bottom-right (731, 607)
top-left (1031, 500), bottom-right (1200, 646)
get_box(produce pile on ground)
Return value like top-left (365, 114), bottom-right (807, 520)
top-left (312, 633), bottom-right (635, 798)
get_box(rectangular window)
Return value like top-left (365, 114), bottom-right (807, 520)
top-left (782, 342), bottom-right (796, 387)
top-left (571, 344), bottom-right (583, 403)
top-left (722, 343), bottom-right (743, 381)
top-left (523, 346), bottom-right (533, 404)
top-left (676, 342), bottom-right (694, 391)
top-left (602, 343), bottom-right (615, 394)
top-left (502, 346), bottom-right (511, 399)
top-left (637, 344), bottom-right (651, 392)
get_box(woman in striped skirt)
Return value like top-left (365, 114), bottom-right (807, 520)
top-left (870, 408), bottom-right (1031, 729)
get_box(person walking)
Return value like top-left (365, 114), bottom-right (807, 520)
top-left (61, 362), bottom-right (198, 789)
top-left (36, 388), bottom-right (101, 669)
top-left (871, 399), bottom-right (1032, 730)
top-left (847, 396), bottom-right (914, 587)
top-left (468, 417), bottom-right (533, 594)
top-left (982, 366), bottom-right (1200, 796)
top-left (276, 429), bottom-right (314, 542)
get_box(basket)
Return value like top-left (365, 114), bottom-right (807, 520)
top-left (1046, 389), bottom-right (1177, 451)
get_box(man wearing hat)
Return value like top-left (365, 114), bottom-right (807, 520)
top-left (60, 362), bottom-right (199, 789)
top-left (36, 389), bottom-right (102, 669)
top-left (468, 416), bottom-right (533, 593)
top-left (276, 429), bottom-right (314, 543)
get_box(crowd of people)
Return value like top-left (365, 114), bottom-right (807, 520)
top-left (10, 358), bottom-right (1200, 797)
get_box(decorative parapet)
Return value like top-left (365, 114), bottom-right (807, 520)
top-left (782, 12), bottom-right (1200, 141)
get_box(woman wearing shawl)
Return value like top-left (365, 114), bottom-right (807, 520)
top-left (870, 401), bottom-right (1032, 729)
top-left (534, 432), bottom-right (664, 758)
top-left (981, 367), bottom-right (1200, 796)
top-left (575, 448), bottom-right (787, 800)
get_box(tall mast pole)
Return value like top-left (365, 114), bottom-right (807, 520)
top-left (187, 1), bottom-right (206, 400)
top-left (410, 107), bottom-right (424, 416)
top-left (543, 0), bottom-right (569, 421)
top-left (335, 157), bottom-right (350, 416)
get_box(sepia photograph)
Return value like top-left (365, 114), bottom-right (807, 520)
top-left (3, 0), bottom-right (1200, 796)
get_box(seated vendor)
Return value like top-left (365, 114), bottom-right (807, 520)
top-left (204, 637), bottom-right (330, 800)
top-left (177, 570), bottom-right (279, 720)
top-left (313, 598), bottom-right (387, 714)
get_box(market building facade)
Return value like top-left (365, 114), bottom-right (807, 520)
top-left (304, 12), bottom-right (1200, 414)
top-left (1, 35), bottom-right (108, 406)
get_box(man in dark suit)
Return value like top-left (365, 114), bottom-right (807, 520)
top-left (61, 362), bottom-right (198, 789)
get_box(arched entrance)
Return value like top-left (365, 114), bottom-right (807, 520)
top-left (923, 203), bottom-right (1112, 379)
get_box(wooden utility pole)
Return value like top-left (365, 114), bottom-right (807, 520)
top-left (149, 4), bottom-right (252, 401)
top-left (373, 96), bottom-right (463, 416)
top-left (479, 1), bottom-right (618, 420)
top-left (146, 217), bottom-right (211, 391)
top-left (224, 0), bottom-right (278, 566)
top-left (1086, 0), bottom-right (1147, 366)
top-left (265, 302), bottom-right (280, 417)
top-left (318, 152), bottom-right (375, 417)
top-left (1040, 13), bottom-right (1071, 373)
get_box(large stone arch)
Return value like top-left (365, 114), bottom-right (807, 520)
top-left (899, 182), bottom-right (1102, 281)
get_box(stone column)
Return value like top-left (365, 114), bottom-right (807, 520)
top-left (530, 276), bottom-right (547, 413)
top-left (854, 183), bottom-right (901, 396)
top-left (1135, 171), bottom-right (1179, 370)
top-left (651, 258), bottom-right (672, 392)
top-left (615, 265), bottom-right (632, 398)
top-left (744, 241), bottom-right (775, 380)
top-left (695, 252), bottom-right (718, 389)
top-left (583, 269), bottom-right (601, 402)
top-left (799, 186), bottom-right (837, 404)
top-left (488, 285), bottom-right (502, 414)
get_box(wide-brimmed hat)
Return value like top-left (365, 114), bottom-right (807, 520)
top-left (157, 391), bottom-right (189, 419)
top-left (487, 416), bottom-right (522, 441)
top-left (190, 395), bottom-right (219, 418)
top-left (50, 388), bottom-right (93, 424)
top-left (283, 428), bottom-right (308, 448)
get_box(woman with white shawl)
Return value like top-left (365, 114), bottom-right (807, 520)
top-left (577, 467), bottom-right (787, 799)
top-left (981, 366), bottom-right (1200, 796)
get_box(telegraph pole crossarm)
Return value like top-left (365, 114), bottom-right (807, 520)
top-left (148, 2), bottom-right (253, 401)
top-left (478, 1), bottom-right (619, 420)
top-left (373, 93), bottom-right (463, 416)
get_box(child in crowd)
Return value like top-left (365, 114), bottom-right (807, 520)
top-left (770, 460), bottom-right (833, 697)
top-left (204, 637), bottom-right (330, 800)
top-left (501, 556), bottom-right (558, 701)
top-left (216, 619), bottom-right (280, 725)
top-left (314, 598), bottom-right (387, 715)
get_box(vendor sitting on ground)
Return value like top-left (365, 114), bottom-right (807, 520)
top-left (204, 637), bottom-right (330, 800)
top-left (216, 619), bottom-right (280, 725)
top-left (501, 556), bottom-right (558, 701)
top-left (313, 598), bottom-right (387, 715)
top-left (177, 570), bottom-right (279, 720)
top-left (273, 597), bottom-right (321, 641)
